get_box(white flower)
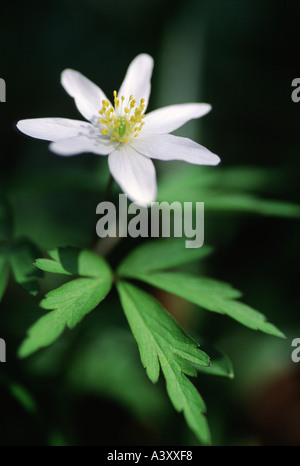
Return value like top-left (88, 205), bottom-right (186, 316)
top-left (17, 54), bottom-right (220, 205)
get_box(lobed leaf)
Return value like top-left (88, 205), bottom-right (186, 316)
top-left (118, 238), bottom-right (212, 277)
top-left (125, 271), bottom-right (285, 338)
top-left (35, 246), bottom-right (109, 277)
top-left (117, 280), bottom-right (211, 444)
top-left (19, 248), bottom-right (113, 357)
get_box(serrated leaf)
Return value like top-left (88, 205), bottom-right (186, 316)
top-left (9, 240), bottom-right (43, 295)
top-left (35, 246), bottom-right (107, 277)
top-left (117, 280), bottom-right (211, 445)
top-left (19, 249), bottom-right (113, 357)
top-left (126, 271), bottom-right (284, 338)
top-left (118, 238), bottom-right (212, 277)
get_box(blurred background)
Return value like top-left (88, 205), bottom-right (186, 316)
top-left (0, 0), bottom-right (300, 446)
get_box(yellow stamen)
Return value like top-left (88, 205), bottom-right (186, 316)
top-left (98, 91), bottom-right (147, 143)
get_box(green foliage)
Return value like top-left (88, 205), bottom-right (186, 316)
top-left (8, 382), bottom-right (37, 414)
top-left (13, 214), bottom-right (286, 444)
top-left (194, 343), bottom-right (234, 379)
top-left (0, 197), bottom-right (42, 298)
top-left (117, 281), bottom-right (211, 445)
top-left (34, 246), bottom-right (113, 277)
top-left (118, 237), bottom-right (213, 277)
top-left (9, 240), bottom-right (43, 295)
top-left (0, 239), bottom-right (42, 300)
top-left (18, 248), bottom-right (113, 357)
top-left (67, 328), bottom-right (168, 422)
top-left (159, 165), bottom-right (300, 218)
top-left (131, 272), bottom-right (284, 338)
top-left (0, 373), bottom-right (37, 414)
top-left (118, 240), bottom-right (285, 338)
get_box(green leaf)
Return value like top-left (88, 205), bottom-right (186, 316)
top-left (159, 166), bottom-right (278, 197)
top-left (0, 374), bottom-right (37, 414)
top-left (19, 248), bottom-right (113, 358)
top-left (118, 238), bottom-right (212, 277)
top-left (35, 246), bottom-right (108, 277)
top-left (158, 166), bottom-right (300, 218)
top-left (117, 280), bottom-right (211, 445)
top-left (125, 271), bottom-right (284, 338)
top-left (0, 238), bottom-right (42, 300)
top-left (192, 343), bottom-right (234, 379)
top-left (9, 240), bottom-right (43, 295)
top-left (8, 382), bottom-right (37, 414)
top-left (205, 194), bottom-right (300, 218)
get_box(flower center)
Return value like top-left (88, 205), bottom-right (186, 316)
top-left (98, 91), bottom-right (146, 143)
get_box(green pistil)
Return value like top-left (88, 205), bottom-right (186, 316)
top-left (118, 117), bottom-right (126, 137)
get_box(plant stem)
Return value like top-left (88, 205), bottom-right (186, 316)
top-left (100, 174), bottom-right (114, 204)
top-left (92, 175), bottom-right (124, 256)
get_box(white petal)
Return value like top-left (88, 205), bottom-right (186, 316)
top-left (50, 135), bottom-right (116, 156)
top-left (108, 145), bottom-right (157, 205)
top-left (118, 54), bottom-right (154, 111)
top-left (131, 134), bottom-right (220, 165)
top-left (61, 69), bottom-right (110, 124)
top-left (142, 103), bottom-right (212, 135)
top-left (16, 118), bottom-right (94, 142)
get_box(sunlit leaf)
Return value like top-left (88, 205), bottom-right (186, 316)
top-left (35, 246), bottom-right (108, 277)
